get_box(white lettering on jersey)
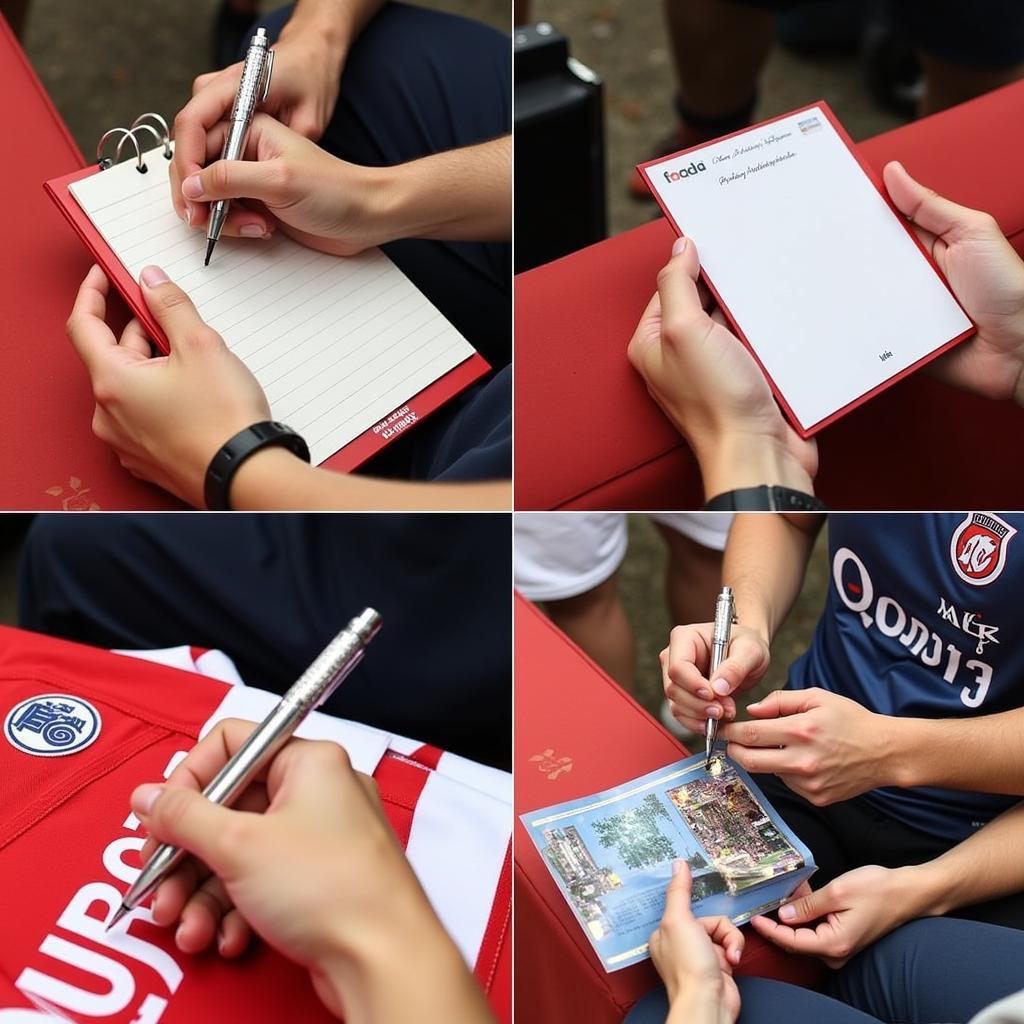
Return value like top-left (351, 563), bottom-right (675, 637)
top-left (833, 547), bottom-right (994, 709)
top-left (936, 598), bottom-right (1001, 656)
top-left (11, 750), bottom-right (189, 1020)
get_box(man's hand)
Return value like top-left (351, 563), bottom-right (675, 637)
top-left (884, 161), bottom-right (1024, 406)
top-left (751, 866), bottom-right (917, 969)
top-left (66, 265), bottom-right (273, 508)
top-left (627, 237), bottom-right (817, 501)
top-left (661, 622), bottom-right (771, 734)
top-left (177, 114), bottom-right (390, 255)
top-left (130, 719), bottom-right (490, 1023)
top-left (720, 688), bottom-right (888, 806)
top-left (171, 28), bottom-right (346, 228)
top-left (650, 860), bottom-right (744, 1024)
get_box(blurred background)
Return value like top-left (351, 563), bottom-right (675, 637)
top-left (0, 517), bottom-right (31, 627)
top-left (515, 1), bottom-right (1024, 267)
top-left (7, 0), bottom-right (507, 160)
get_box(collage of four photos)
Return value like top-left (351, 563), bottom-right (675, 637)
top-left (1, 0), bottom-right (1024, 1022)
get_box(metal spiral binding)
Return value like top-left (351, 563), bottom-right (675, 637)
top-left (96, 111), bottom-right (174, 173)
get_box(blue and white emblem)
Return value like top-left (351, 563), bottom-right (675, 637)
top-left (4, 693), bottom-right (101, 757)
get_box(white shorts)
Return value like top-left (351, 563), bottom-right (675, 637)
top-left (513, 513), bottom-right (733, 602)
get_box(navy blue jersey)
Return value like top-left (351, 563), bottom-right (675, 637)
top-left (788, 513), bottom-right (1022, 840)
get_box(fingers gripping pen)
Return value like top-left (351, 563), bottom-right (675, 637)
top-left (107, 608), bottom-right (381, 930)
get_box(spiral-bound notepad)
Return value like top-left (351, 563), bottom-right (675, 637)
top-left (47, 125), bottom-right (485, 468)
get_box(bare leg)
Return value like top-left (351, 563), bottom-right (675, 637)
top-left (665, 0), bottom-right (775, 120)
top-left (654, 524), bottom-right (724, 627)
top-left (543, 574), bottom-right (636, 692)
top-left (918, 52), bottom-right (1024, 115)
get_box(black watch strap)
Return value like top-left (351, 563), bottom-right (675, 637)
top-left (204, 421), bottom-right (310, 510)
top-left (704, 485), bottom-right (826, 513)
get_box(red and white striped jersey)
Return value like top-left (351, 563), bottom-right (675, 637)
top-left (0, 627), bottom-right (511, 1023)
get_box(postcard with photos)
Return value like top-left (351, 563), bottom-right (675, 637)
top-left (520, 754), bottom-right (816, 972)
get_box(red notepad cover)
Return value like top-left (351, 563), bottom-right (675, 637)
top-left (44, 162), bottom-right (491, 474)
top-left (636, 100), bottom-right (975, 439)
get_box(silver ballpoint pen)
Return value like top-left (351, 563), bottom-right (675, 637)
top-left (106, 608), bottom-right (382, 931)
top-left (704, 586), bottom-right (736, 769)
top-left (204, 26), bottom-right (274, 266)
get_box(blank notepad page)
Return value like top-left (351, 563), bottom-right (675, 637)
top-left (68, 148), bottom-right (477, 465)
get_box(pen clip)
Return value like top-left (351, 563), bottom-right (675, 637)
top-left (261, 48), bottom-right (275, 104)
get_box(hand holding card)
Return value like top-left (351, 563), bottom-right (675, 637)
top-left (638, 102), bottom-right (975, 438)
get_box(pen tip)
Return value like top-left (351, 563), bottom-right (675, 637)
top-left (204, 239), bottom-right (215, 267)
top-left (106, 904), bottom-right (129, 931)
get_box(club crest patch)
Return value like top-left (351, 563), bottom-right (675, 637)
top-left (950, 513), bottom-right (1016, 587)
top-left (4, 693), bottom-right (102, 757)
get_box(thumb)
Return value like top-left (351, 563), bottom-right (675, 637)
top-left (746, 688), bottom-right (815, 719)
top-left (882, 161), bottom-right (980, 240)
top-left (777, 883), bottom-right (836, 925)
top-left (139, 266), bottom-right (222, 353)
top-left (663, 858), bottom-right (695, 918)
top-left (655, 235), bottom-right (710, 345)
top-left (182, 156), bottom-right (292, 207)
top-left (131, 783), bottom-right (237, 875)
top-left (708, 634), bottom-right (767, 698)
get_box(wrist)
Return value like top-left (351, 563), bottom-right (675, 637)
top-left (697, 432), bottom-right (814, 503)
top-left (892, 859), bottom-right (954, 919)
top-left (318, 895), bottom-right (478, 1023)
top-left (667, 982), bottom-right (723, 1024)
top-left (886, 716), bottom-right (928, 790)
top-left (227, 444), bottom-right (312, 509)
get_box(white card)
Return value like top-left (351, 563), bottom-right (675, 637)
top-left (641, 103), bottom-right (972, 435)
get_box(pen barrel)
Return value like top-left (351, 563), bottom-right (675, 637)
top-left (229, 29), bottom-right (270, 123)
top-left (712, 587), bottom-right (734, 647)
top-left (283, 608), bottom-right (382, 709)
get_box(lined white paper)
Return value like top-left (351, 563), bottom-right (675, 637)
top-left (68, 147), bottom-right (477, 465)
top-left (644, 106), bottom-right (972, 432)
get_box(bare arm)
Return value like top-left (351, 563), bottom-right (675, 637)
top-left (282, 0), bottom-right (387, 55)
top-left (377, 137), bottom-right (512, 243)
top-left (232, 447), bottom-right (510, 511)
top-left (889, 709), bottom-right (1024, 795)
top-left (724, 512), bottom-right (824, 644)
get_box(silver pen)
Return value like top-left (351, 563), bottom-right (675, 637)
top-left (704, 586), bottom-right (735, 769)
top-left (107, 608), bottom-right (382, 931)
top-left (204, 26), bottom-right (274, 266)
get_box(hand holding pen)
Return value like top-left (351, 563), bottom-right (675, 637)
top-left (108, 609), bottom-right (381, 930)
top-left (203, 27), bottom-right (275, 265)
top-left (705, 587), bottom-right (736, 768)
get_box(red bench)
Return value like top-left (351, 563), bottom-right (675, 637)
top-left (515, 82), bottom-right (1024, 510)
top-left (515, 594), bottom-right (825, 1023)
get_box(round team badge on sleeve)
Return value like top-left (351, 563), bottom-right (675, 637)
top-left (950, 513), bottom-right (1017, 587)
top-left (3, 693), bottom-right (102, 757)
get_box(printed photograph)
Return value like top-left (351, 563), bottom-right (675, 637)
top-left (666, 759), bottom-right (805, 895)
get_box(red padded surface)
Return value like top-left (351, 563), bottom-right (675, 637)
top-left (515, 81), bottom-right (1024, 510)
top-left (0, 16), bottom-right (177, 510)
top-left (514, 595), bottom-right (825, 1023)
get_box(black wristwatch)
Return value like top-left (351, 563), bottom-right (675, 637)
top-left (204, 421), bottom-right (311, 510)
top-left (704, 485), bottom-right (826, 513)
